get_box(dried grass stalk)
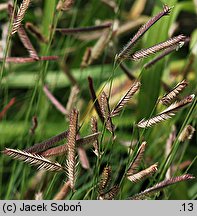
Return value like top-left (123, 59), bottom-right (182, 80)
top-left (130, 174), bottom-right (195, 200)
top-left (66, 109), bottom-right (78, 189)
top-left (127, 163), bottom-right (158, 183)
top-left (56, 23), bottom-right (112, 34)
top-left (160, 80), bottom-right (188, 106)
top-left (12, 0), bottom-right (31, 35)
top-left (116, 17), bottom-right (149, 37)
top-left (178, 125), bottom-right (195, 142)
top-left (77, 147), bottom-right (90, 170)
top-left (88, 28), bottom-right (112, 65)
top-left (165, 125), bottom-right (176, 179)
top-left (0, 56), bottom-right (58, 63)
top-left (100, 91), bottom-right (114, 134)
top-left (99, 166), bottom-right (112, 194)
top-left (130, 35), bottom-right (186, 61)
top-left (25, 22), bottom-right (48, 43)
top-left (0, 97), bottom-right (15, 120)
top-left (29, 115), bottom-right (38, 135)
top-left (111, 81), bottom-right (141, 117)
top-left (129, 0), bottom-right (147, 19)
top-left (0, 3), bottom-right (8, 11)
top-left (137, 94), bottom-right (195, 128)
top-left (53, 181), bottom-right (71, 200)
top-left (99, 185), bottom-right (119, 200)
top-left (43, 85), bottom-right (67, 115)
top-left (81, 47), bottom-right (92, 68)
top-left (127, 141), bottom-right (146, 176)
top-left (56, 0), bottom-right (74, 11)
top-left (117, 5), bottom-right (172, 59)
top-left (3, 148), bottom-right (65, 172)
top-left (65, 85), bottom-right (79, 117)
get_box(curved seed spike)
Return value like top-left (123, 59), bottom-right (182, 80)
top-left (129, 174), bottom-right (195, 200)
top-left (66, 109), bottom-right (78, 189)
top-left (99, 185), bottom-right (119, 200)
top-left (160, 80), bottom-right (188, 106)
top-left (137, 94), bottom-right (195, 128)
top-left (3, 148), bottom-right (65, 172)
top-left (178, 125), bottom-right (195, 142)
top-left (127, 141), bottom-right (146, 176)
top-left (131, 35), bottom-right (186, 61)
top-left (111, 81), bottom-right (141, 117)
top-left (100, 91), bottom-right (115, 134)
top-left (12, 0), bottom-right (31, 35)
top-left (98, 166), bottom-right (112, 194)
top-left (127, 163), bottom-right (158, 183)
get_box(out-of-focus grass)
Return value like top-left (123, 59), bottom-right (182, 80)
top-left (0, 0), bottom-right (196, 199)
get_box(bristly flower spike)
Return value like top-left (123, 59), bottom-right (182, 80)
top-left (160, 80), bottom-right (188, 106)
top-left (137, 94), bottom-right (195, 128)
top-left (12, 0), bottom-right (31, 35)
top-left (130, 35), bottom-right (186, 61)
top-left (117, 5), bottom-right (172, 59)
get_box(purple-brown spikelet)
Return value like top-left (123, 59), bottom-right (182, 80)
top-left (100, 91), bottom-right (115, 134)
top-left (88, 76), bottom-right (105, 123)
top-left (117, 5), bottom-right (172, 59)
top-left (130, 35), bottom-right (186, 61)
top-left (127, 163), bottom-right (158, 183)
top-left (91, 117), bottom-right (99, 157)
top-left (127, 142), bottom-right (146, 176)
top-left (3, 148), bottom-right (65, 172)
top-left (66, 109), bottom-right (79, 189)
top-left (137, 94), bottom-right (195, 128)
top-left (56, 0), bottom-right (74, 11)
top-left (111, 81), bottom-right (141, 117)
top-left (99, 166), bottom-right (112, 194)
top-left (160, 80), bottom-right (188, 106)
top-left (129, 174), bottom-right (195, 199)
top-left (178, 125), bottom-right (195, 142)
top-left (99, 185), bottom-right (119, 200)
top-left (25, 130), bottom-right (69, 153)
top-left (25, 22), bottom-right (48, 43)
top-left (53, 181), bottom-right (71, 200)
top-left (12, 0), bottom-right (31, 35)
top-left (39, 133), bottom-right (100, 157)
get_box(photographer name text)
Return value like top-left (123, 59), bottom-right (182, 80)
top-left (2, 202), bottom-right (82, 213)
